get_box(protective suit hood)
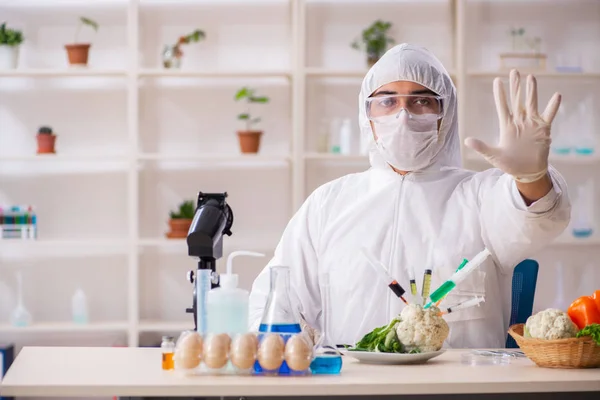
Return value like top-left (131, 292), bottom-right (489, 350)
top-left (359, 43), bottom-right (461, 172)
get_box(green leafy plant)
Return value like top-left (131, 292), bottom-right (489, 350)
top-left (74, 17), bottom-right (98, 43)
top-left (169, 200), bottom-right (195, 220)
top-left (169, 29), bottom-right (206, 60)
top-left (0, 23), bottom-right (24, 46)
top-left (351, 20), bottom-right (394, 64)
top-left (235, 87), bottom-right (269, 131)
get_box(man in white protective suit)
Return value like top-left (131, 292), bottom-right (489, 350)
top-left (248, 43), bottom-right (571, 349)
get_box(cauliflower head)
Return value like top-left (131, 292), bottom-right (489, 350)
top-left (395, 304), bottom-right (449, 353)
top-left (525, 308), bottom-right (578, 340)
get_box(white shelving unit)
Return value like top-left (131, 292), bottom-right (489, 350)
top-left (1, 0), bottom-right (599, 347)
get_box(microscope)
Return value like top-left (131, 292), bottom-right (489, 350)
top-left (185, 192), bottom-right (234, 331)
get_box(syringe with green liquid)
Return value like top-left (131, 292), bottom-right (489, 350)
top-left (423, 248), bottom-right (491, 309)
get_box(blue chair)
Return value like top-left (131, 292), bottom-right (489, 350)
top-left (505, 259), bottom-right (539, 348)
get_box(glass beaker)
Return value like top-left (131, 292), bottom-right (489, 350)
top-left (572, 184), bottom-right (593, 238)
top-left (310, 273), bottom-right (343, 374)
top-left (255, 265), bottom-right (302, 375)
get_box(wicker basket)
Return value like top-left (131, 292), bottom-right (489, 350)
top-left (508, 324), bottom-right (600, 369)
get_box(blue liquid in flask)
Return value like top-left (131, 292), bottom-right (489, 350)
top-left (310, 354), bottom-right (343, 375)
top-left (573, 228), bottom-right (593, 238)
top-left (254, 266), bottom-right (304, 375)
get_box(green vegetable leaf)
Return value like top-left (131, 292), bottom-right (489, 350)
top-left (237, 113), bottom-right (250, 120)
top-left (576, 323), bottom-right (600, 345)
top-left (354, 317), bottom-right (403, 353)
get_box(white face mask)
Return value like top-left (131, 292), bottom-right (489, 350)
top-left (374, 111), bottom-right (441, 171)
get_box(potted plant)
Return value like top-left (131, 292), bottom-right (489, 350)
top-left (162, 29), bottom-right (206, 69)
top-left (36, 126), bottom-right (57, 154)
top-left (351, 20), bottom-right (394, 68)
top-left (0, 22), bottom-right (24, 69)
top-left (235, 87), bottom-right (269, 154)
top-left (64, 17), bottom-right (98, 67)
top-left (166, 199), bottom-right (195, 239)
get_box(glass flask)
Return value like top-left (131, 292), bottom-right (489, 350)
top-left (574, 100), bottom-right (596, 155)
top-left (572, 184), bottom-right (593, 238)
top-left (255, 265), bottom-right (302, 375)
top-left (551, 106), bottom-right (572, 155)
top-left (310, 273), bottom-right (343, 374)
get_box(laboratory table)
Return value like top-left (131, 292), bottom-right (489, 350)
top-left (0, 347), bottom-right (599, 399)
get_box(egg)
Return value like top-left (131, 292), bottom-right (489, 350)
top-left (174, 351), bottom-right (201, 369)
top-left (177, 331), bottom-right (203, 358)
top-left (284, 334), bottom-right (312, 372)
top-left (203, 333), bottom-right (231, 369)
top-left (257, 333), bottom-right (285, 371)
top-left (231, 333), bottom-right (259, 370)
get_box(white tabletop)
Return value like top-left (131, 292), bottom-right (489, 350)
top-left (1, 347), bottom-right (599, 397)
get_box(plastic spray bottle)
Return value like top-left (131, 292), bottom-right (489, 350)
top-left (206, 250), bottom-right (265, 335)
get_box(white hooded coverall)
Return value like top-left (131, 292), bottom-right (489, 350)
top-left (248, 44), bottom-right (571, 349)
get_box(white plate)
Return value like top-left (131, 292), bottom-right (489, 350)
top-left (340, 349), bottom-right (446, 365)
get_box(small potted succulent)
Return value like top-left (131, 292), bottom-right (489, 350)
top-left (351, 20), bottom-right (394, 67)
top-left (166, 199), bottom-right (195, 239)
top-left (235, 87), bottom-right (269, 154)
top-left (162, 29), bottom-right (206, 69)
top-left (0, 22), bottom-right (24, 69)
top-left (65, 17), bottom-right (98, 67)
top-left (36, 126), bottom-right (57, 154)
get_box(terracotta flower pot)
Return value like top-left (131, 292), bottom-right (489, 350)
top-left (65, 44), bottom-right (91, 66)
top-left (36, 134), bottom-right (57, 154)
top-left (237, 130), bottom-right (263, 154)
top-left (166, 218), bottom-right (192, 239)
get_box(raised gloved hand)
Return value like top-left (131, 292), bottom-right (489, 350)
top-left (465, 69), bottom-right (562, 183)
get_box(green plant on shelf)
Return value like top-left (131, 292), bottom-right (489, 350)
top-left (163, 29), bottom-right (206, 68)
top-left (235, 87), bottom-right (269, 132)
top-left (74, 17), bottom-right (99, 44)
top-left (169, 200), bottom-right (195, 220)
top-left (351, 20), bottom-right (394, 67)
top-left (0, 22), bottom-right (24, 46)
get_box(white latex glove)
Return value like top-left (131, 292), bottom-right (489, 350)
top-left (465, 69), bottom-right (562, 183)
top-left (299, 313), bottom-right (321, 348)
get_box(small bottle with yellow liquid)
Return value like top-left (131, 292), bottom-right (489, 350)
top-left (161, 335), bottom-right (175, 370)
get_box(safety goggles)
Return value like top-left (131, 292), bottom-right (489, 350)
top-left (365, 94), bottom-right (445, 124)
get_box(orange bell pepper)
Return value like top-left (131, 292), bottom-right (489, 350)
top-left (568, 292), bottom-right (600, 330)
top-left (593, 290), bottom-right (600, 311)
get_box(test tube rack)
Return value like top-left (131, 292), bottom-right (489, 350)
top-left (0, 205), bottom-right (37, 240)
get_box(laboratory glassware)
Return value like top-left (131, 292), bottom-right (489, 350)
top-left (574, 99), bottom-right (595, 155)
top-left (255, 265), bottom-right (302, 375)
top-left (11, 270), bottom-right (32, 327)
top-left (310, 273), bottom-right (343, 374)
top-left (572, 184), bottom-right (593, 238)
top-left (424, 248), bottom-right (491, 309)
top-left (551, 106), bottom-right (572, 155)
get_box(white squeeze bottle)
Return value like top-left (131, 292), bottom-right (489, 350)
top-left (206, 251), bottom-right (265, 335)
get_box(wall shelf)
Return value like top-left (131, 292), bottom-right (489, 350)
top-left (0, 69), bottom-right (128, 77)
top-left (0, 321), bottom-right (129, 334)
